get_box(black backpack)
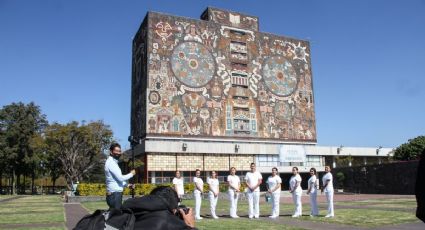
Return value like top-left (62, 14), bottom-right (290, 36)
top-left (74, 208), bottom-right (135, 230)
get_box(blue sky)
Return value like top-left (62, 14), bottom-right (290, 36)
top-left (1, 0), bottom-right (424, 149)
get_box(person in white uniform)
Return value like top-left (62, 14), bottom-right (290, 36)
top-left (266, 167), bottom-right (282, 218)
top-left (172, 170), bottom-right (184, 201)
top-left (322, 166), bottom-right (334, 218)
top-left (245, 163), bottom-right (263, 219)
top-left (306, 167), bottom-right (319, 217)
top-left (289, 166), bottom-right (302, 217)
top-left (227, 167), bottom-right (241, 218)
top-left (207, 171), bottom-right (220, 219)
top-left (193, 169), bottom-right (204, 220)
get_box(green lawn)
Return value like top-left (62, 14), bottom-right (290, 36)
top-left (299, 208), bottom-right (418, 227)
top-left (0, 195), bottom-right (418, 230)
top-left (196, 218), bottom-right (303, 230)
top-left (335, 199), bottom-right (418, 209)
top-left (0, 195), bottom-right (65, 229)
top-left (80, 196), bottom-right (420, 229)
top-left (0, 195), bottom-right (13, 200)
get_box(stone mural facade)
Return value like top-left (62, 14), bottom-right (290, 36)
top-left (132, 7), bottom-right (316, 143)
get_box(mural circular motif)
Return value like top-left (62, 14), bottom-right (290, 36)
top-left (262, 56), bottom-right (298, 97)
top-left (170, 42), bottom-right (215, 88)
top-left (148, 91), bottom-right (161, 105)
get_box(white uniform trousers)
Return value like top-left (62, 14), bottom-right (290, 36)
top-left (228, 189), bottom-right (239, 217)
top-left (209, 191), bottom-right (218, 217)
top-left (247, 190), bottom-right (260, 218)
top-left (194, 190), bottom-right (202, 218)
top-left (292, 192), bottom-right (302, 216)
top-left (325, 190), bottom-right (334, 216)
top-left (271, 191), bottom-right (281, 217)
top-left (309, 191), bottom-right (319, 216)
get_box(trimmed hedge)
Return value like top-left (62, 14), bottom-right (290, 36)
top-left (77, 183), bottom-right (247, 196)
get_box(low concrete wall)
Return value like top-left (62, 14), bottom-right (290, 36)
top-left (333, 161), bottom-right (419, 195)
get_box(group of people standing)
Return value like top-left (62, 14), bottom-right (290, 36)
top-left (173, 163), bottom-right (335, 220)
top-left (104, 143), bottom-right (334, 220)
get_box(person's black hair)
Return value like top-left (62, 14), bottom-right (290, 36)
top-left (310, 167), bottom-right (317, 175)
top-left (293, 166), bottom-right (299, 172)
top-left (109, 143), bottom-right (121, 151)
top-left (230, 167), bottom-right (236, 171)
top-left (250, 162), bottom-right (256, 166)
top-left (150, 186), bottom-right (179, 211)
top-left (272, 167), bottom-right (278, 172)
top-left (195, 169), bottom-right (200, 172)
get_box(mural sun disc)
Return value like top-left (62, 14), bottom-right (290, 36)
top-left (170, 41), bottom-right (215, 88)
top-left (262, 56), bottom-right (298, 97)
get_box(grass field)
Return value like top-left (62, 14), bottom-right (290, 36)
top-left (0, 195), bottom-right (419, 230)
top-left (0, 196), bottom-right (65, 229)
top-left (80, 195), bottom-right (420, 229)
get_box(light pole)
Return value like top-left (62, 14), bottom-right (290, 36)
top-left (128, 135), bottom-right (138, 198)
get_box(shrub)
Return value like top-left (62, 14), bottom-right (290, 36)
top-left (77, 182), bottom-right (247, 196)
top-left (336, 172), bottom-right (345, 189)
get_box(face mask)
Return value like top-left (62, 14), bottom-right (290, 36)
top-left (112, 154), bottom-right (121, 160)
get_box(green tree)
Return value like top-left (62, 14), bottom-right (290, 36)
top-left (393, 136), bottom-right (425, 161)
top-left (0, 102), bottom-right (47, 194)
top-left (43, 120), bottom-right (113, 190)
top-left (30, 133), bottom-right (62, 193)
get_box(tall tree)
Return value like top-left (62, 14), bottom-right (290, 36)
top-left (0, 102), bottom-right (47, 194)
top-left (393, 136), bottom-right (425, 161)
top-left (43, 120), bottom-right (113, 189)
top-left (30, 133), bottom-right (62, 193)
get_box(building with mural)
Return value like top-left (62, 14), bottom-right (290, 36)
top-left (130, 7), bottom-right (393, 184)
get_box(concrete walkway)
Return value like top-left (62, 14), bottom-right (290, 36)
top-left (64, 203), bottom-right (89, 230)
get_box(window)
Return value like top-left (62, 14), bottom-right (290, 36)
top-left (230, 41), bottom-right (247, 53)
top-left (230, 29), bottom-right (246, 36)
top-left (231, 72), bottom-right (248, 87)
top-left (306, 155), bottom-right (322, 167)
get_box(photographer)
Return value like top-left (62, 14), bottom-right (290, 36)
top-left (122, 186), bottom-right (196, 230)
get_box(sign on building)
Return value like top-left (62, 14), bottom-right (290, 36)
top-left (279, 145), bottom-right (306, 163)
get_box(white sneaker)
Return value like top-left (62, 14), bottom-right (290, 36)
top-left (292, 214), bottom-right (300, 218)
top-left (230, 215), bottom-right (240, 218)
top-left (249, 215), bottom-right (254, 219)
top-left (325, 215), bottom-right (334, 218)
top-left (212, 215), bottom-right (219, 219)
top-left (195, 216), bottom-right (203, 220)
top-left (254, 215), bottom-right (259, 219)
top-left (269, 215), bottom-right (277, 219)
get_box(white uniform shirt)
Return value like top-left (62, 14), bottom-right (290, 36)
top-left (172, 177), bottom-right (184, 195)
top-left (266, 175), bottom-right (282, 193)
top-left (322, 172), bottom-right (334, 192)
top-left (308, 175), bottom-right (318, 193)
top-left (245, 171), bottom-right (263, 192)
top-left (290, 174), bottom-right (302, 194)
top-left (207, 177), bottom-right (219, 194)
top-left (227, 175), bottom-right (240, 191)
top-left (193, 177), bottom-right (204, 192)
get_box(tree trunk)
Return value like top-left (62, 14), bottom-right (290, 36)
top-left (23, 174), bottom-right (26, 194)
top-left (31, 171), bottom-right (35, 194)
top-left (12, 169), bottom-right (16, 195)
top-left (52, 178), bottom-right (56, 194)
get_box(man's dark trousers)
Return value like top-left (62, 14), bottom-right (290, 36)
top-left (106, 192), bottom-right (123, 209)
